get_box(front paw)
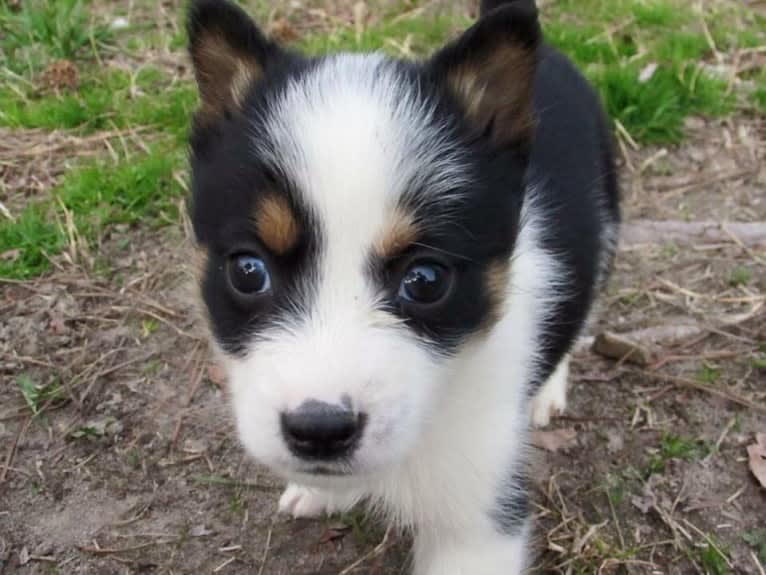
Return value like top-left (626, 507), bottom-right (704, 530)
top-left (277, 483), bottom-right (363, 518)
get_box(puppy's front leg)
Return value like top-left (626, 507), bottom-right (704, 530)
top-left (413, 525), bottom-right (530, 575)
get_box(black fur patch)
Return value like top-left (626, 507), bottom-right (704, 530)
top-left (492, 469), bottom-right (530, 535)
top-left (525, 44), bottom-right (620, 393)
top-left (190, 57), bottom-right (322, 355)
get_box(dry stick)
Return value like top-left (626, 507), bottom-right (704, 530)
top-left (255, 527), bottom-right (273, 575)
top-left (639, 371), bottom-right (766, 414)
top-left (77, 540), bottom-right (176, 555)
top-left (682, 518), bottom-right (734, 569)
top-left (653, 167), bottom-right (755, 196)
top-left (722, 221), bottom-right (766, 265)
top-left (0, 416), bottom-right (31, 483)
top-left (621, 220), bottom-right (766, 247)
top-left (752, 551), bottom-right (766, 575)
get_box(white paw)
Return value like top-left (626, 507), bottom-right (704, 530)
top-left (530, 384), bottom-right (567, 427)
top-left (278, 484), bottom-right (328, 518)
top-left (277, 483), bottom-right (363, 519)
top-left (529, 356), bottom-right (570, 427)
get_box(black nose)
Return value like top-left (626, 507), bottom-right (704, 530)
top-left (281, 400), bottom-right (366, 460)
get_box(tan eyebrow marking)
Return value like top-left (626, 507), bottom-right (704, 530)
top-left (374, 207), bottom-right (419, 259)
top-left (253, 195), bottom-right (300, 255)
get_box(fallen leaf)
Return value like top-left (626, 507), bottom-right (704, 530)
top-left (190, 524), bottom-right (214, 537)
top-left (318, 524), bottom-right (350, 544)
top-left (532, 428), bottom-right (578, 453)
top-left (1, 249), bottom-right (20, 261)
top-left (592, 331), bottom-right (652, 366)
top-left (747, 433), bottom-right (766, 489)
top-left (19, 546), bottom-right (29, 566)
top-left (183, 439), bottom-right (207, 454)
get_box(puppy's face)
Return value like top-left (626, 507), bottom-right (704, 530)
top-left (187, 0), bottom-right (540, 481)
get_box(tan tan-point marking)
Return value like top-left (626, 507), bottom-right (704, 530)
top-left (192, 32), bottom-right (262, 117)
top-left (448, 43), bottom-right (536, 146)
top-left (482, 260), bottom-right (511, 331)
top-left (254, 195), bottom-right (300, 255)
top-left (374, 208), bottom-right (419, 259)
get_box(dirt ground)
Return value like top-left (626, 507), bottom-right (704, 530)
top-left (2, 6), bottom-right (766, 575)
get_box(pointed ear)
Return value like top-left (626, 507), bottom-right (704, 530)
top-left (187, 0), bottom-right (282, 118)
top-left (430, 4), bottom-right (541, 150)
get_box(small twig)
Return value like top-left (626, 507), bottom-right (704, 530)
top-left (255, 526), bottom-right (273, 575)
top-left (0, 416), bottom-right (31, 483)
top-left (78, 540), bottom-right (176, 555)
top-left (213, 556), bottom-right (237, 573)
top-left (638, 371), bottom-right (766, 414)
top-left (721, 222), bottom-right (766, 265)
top-left (681, 518), bottom-right (733, 569)
top-left (752, 551), bottom-right (766, 575)
top-left (606, 487), bottom-right (625, 550)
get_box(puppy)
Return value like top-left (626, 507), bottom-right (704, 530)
top-left (186, 0), bottom-right (619, 572)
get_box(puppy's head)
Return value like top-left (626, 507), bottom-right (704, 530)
top-left (187, 0), bottom-right (540, 481)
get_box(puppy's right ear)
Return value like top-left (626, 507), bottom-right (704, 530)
top-left (430, 4), bottom-right (540, 151)
top-left (187, 0), bottom-right (282, 119)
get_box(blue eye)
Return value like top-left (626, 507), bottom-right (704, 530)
top-left (228, 254), bottom-right (271, 295)
top-left (398, 262), bottom-right (451, 304)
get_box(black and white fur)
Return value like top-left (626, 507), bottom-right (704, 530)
top-left (186, 0), bottom-right (619, 572)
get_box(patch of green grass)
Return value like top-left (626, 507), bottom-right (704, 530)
top-left (603, 474), bottom-right (625, 507)
top-left (755, 87), bottom-right (766, 113)
top-left (0, 204), bottom-right (63, 278)
top-left (594, 64), bottom-right (731, 143)
top-left (729, 266), bottom-right (752, 287)
top-left (15, 373), bottom-right (65, 416)
top-left (696, 364), bottom-right (721, 384)
top-left (0, 0), bottom-right (112, 72)
top-left (752, 357), bottom-right (766, 370)
top-left (646, 455), bottom-right (667, 477)
top-left (697, 541), bottom-right (730, 575)
top-left (143, 359), bottom-right (162, 376)
top-left (647, 433), bottom-right (712, 476)
top-left (0, 68), bottom-right (196, 138)
top-left (543, 0), bottom-right (757, 142)
top-left (141, 319), bottom-right (159, 338)
top-left (227, 493), bottom-right (245, 516)
top-left (298, 15), bottom-right (465, 57)
top-left (332, 507), bottom-right (387, 546)
top-left (0, 149), bottom-right (184, 279)
top-left (660, 433), bottom-right (711, 461)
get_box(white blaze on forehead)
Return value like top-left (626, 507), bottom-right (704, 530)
top-left (255, 54), bottom-right (470, 316)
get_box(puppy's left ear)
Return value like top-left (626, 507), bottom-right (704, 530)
top-left (430, 4), bottom-right (541, 150)
top-left (187, 0), bottom-right (283, 119)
